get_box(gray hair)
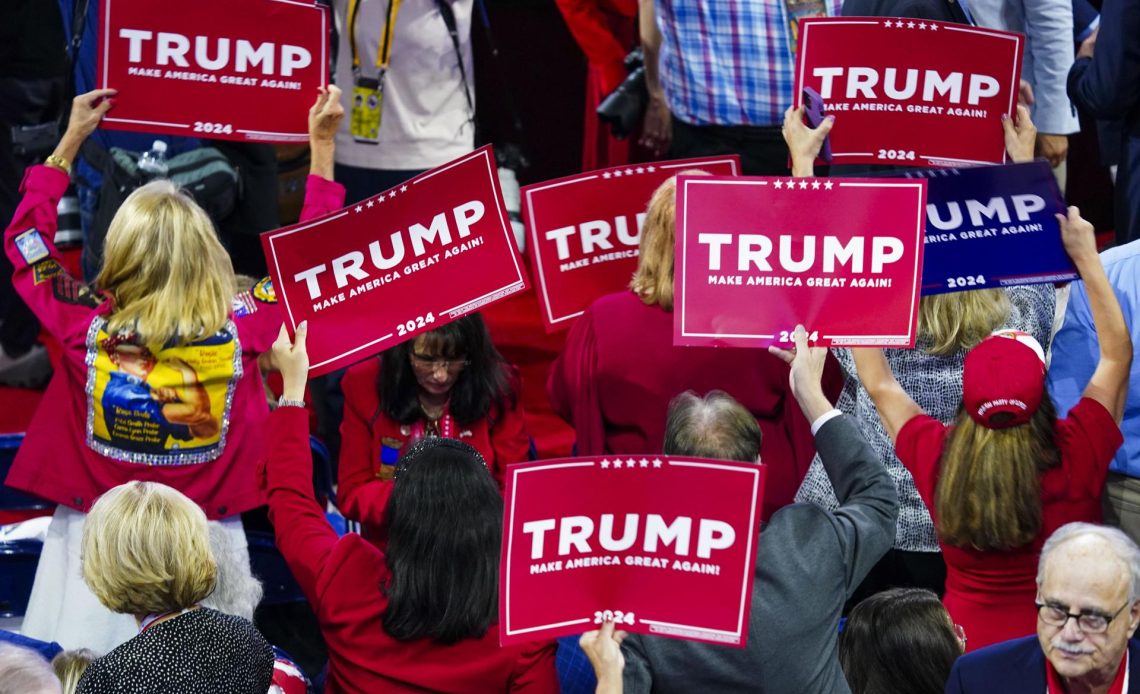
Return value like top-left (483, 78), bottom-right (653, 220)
top-left (0, 644), bottom-right (61, 694)
top-left (1037, 522), bottom-right (1140, 602)
top-left (663, 390), bottom-right (763, 463)
top-left (200, 524), bottom-right (264, 621)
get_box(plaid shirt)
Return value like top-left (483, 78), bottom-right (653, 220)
top-left (657, 0), bottom-right (842, 127)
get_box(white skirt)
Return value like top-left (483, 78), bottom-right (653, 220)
top-left (20, 505), bottom-right (248, 653)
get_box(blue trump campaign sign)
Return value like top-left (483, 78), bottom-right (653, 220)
top-left (894, 161), bottom-right (1076, 295)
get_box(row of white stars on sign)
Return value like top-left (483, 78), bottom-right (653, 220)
top-left (602, 166), bottom-right (657, 179)
top-left (773, 179), bottom-right (834, 190)
top-left (600, 458), bottom-right (664, 469)
top-left (884, 19), bottom-right (939, 29)
top-left (354, 185), bottom-right (410, 213)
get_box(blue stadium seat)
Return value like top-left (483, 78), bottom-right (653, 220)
top-left (246, 434), bottom-right (350, 605)
top-left (0, 539), bottom-right (42, 618)
top-left (0, 434), bottom-right (52, 513)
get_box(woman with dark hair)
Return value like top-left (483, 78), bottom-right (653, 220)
top-left (853, 206), bottom-right (1131, 650)
top-left (264, 323), bottom-right (556, 692)
top-left (839, 588), bottom-right (964, 694)
top-left (338, 313), bottom-right (529, 542)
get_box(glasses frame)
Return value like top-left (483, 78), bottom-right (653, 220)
top-left (952, 623), bottom-right (967, 651)
top-left (410, 352), bottom-right (470, 373)
top-left (1035, 600), bottom-right (1132, 634)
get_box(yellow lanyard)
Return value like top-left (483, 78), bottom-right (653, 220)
top-left (348, 0), bottom-right (403, 75)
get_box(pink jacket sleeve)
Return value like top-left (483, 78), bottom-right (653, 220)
top-left (300, 175), bottom-right (346, 222)
top-left (240, 175), bottom-right (347, 353)
top-left (4, 166), bottom-right (101, 340)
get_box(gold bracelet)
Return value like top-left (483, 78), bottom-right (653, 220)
top-left (44, 154), bottom-right (72, 175)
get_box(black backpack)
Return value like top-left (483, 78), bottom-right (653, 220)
top-left (80, 141), bottom-right (239, 278)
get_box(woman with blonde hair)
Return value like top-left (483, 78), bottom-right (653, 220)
top-left (851, 206), bottom-right (1130, 650)
top-left (2, 87), bottom-right (348, 651)
top-left (547, 172), bottom-right (837, 517)
top-left (51, 649), bottom-right (98, 694)
top-left (73, 481), bottom-right (274, 692)
top-left (791, 104), bottom-right (1059, 599)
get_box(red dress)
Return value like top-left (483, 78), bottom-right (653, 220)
top-left (266, 407), bottom-right (558, 693)
top-left (338, 357), bottom-right (530, 540)
top-left (896, 397), bottom-right (1122, 651)
top-left (548, 291), bottom-right (839, 517)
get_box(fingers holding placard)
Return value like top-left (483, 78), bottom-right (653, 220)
top-left (1057, 206), bottom-right (1097, 264)
top-left (1002, 105), bottom-right (1037, 163)
top-left (579, 620), bottom-right (628, 689)
top-left (66, 89), bottom-right (118, 141)
top-left (782, 105), bottom-right (834, 174)
top-left (309, 86), bottom-right (344, 143)
top-left (768, 326), bottom-right (832, 421)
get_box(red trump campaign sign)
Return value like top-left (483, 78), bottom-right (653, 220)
top-left (262, 146), bottom-right (528, 375)
top-left (501, 456), bottom-right (765, 646)
top-left (97, 0), bottom-right (328, 142)
top-left (675, 176), bottom-right (926, 348)
top-left (523, 156), bottom-right (741, 332)
top-left (794, 18), bottom-right (1023, 167)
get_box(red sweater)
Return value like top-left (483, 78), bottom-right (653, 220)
top-left (338, 357), bottom-right (530, 539)
top-left (2, 167), bottom-right (343, 518)
top-left (896, 397), bottom-right (1122, 651)
top-left (265, 407), bottom-right (558, 694)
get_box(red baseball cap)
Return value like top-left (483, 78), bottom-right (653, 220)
top-left (962, 330), bottom-right (1047, 429)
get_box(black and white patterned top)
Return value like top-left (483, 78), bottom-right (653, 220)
top-left (796, 284), bottom-right (1057, 552)
top-left (75, 607), bottom-right (274, 694)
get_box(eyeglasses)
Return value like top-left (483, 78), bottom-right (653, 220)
top-left (1036, 600), bottom-right (1132, 634)
top-left (410, 353), bottom-right (469, 373)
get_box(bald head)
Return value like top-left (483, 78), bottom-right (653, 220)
top-left (0, 644), bottom-right (62, 694)
top-left (663, 390), bottom-right (763, 463)
top-left (1038, 523), bottom-right (1140, 602)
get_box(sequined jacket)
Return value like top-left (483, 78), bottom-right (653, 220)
top-left (2, 165), bottom-right (345, 518)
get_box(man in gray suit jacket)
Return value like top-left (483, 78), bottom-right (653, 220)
top-left (620, 326), bottom-right (900, 693)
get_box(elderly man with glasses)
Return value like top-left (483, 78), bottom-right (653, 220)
top-left (947, 522), bottom-right (1140, 693)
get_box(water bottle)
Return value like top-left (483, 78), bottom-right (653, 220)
top-left (137, 140), bottom-right (169, 177)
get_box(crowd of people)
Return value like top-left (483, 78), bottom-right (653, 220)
top-left (1, 0), bottom-right (1139, 693)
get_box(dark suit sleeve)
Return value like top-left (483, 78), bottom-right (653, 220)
top-left (813, 415), bottom-right (899, 593)
top-left (620, 634), bottom-right (654, 693)
top-left (1067, 0), bottom-right (1140, 119)
top-left (1072, 0), bottom-right (1099, 40)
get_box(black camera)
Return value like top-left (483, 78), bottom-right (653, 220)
top-left (596, 48), bottom-right (648, 140)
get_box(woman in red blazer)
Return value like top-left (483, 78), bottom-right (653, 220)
top-left (265, 323), bottom-right (557, 694)
top-left (338, 313), bottom-right (530, 542)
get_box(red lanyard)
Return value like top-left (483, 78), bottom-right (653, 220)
top-left (139, 607), bottom-right (193, 633)
top-left (409, 405), bottom-right (455, 442)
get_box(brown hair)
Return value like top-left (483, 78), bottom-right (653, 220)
top-left (917, 289), bottom-right (1010, 355)
top-left (839, 588), bottom-right (961, 694)
top-left (935, 397), bottom-right (1058, 551)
